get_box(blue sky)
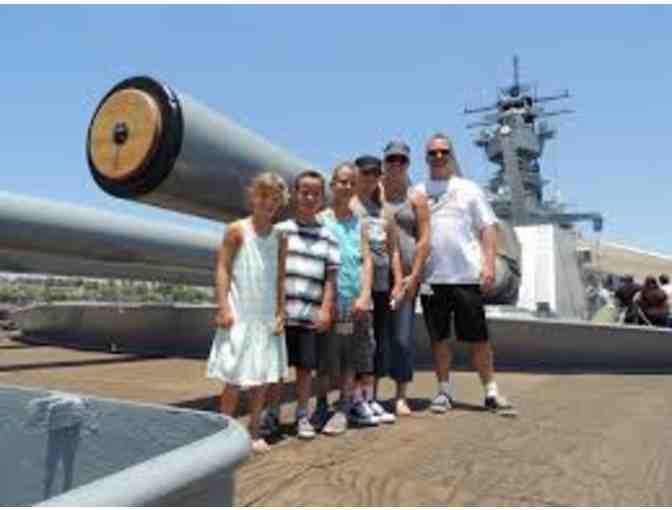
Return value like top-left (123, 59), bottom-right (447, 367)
top-left (2, 5), bottom-right (672, 255)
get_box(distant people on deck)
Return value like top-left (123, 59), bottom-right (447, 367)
top-left (659, 274), bottom-right (672, 301)
top-left (614, 275), bottom-right (642, 324)
top-left (633, 275), bottom-right (670, 328)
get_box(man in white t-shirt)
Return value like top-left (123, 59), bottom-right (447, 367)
top-left (416, 132), bottom-right (515, 414)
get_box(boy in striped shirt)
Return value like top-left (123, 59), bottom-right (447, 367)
top-left (265, 170), bottom-right (340, 440)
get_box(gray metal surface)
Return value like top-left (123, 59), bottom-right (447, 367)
top-left (13, 303), bottom-right (217, 356)
top-left (88, 76), bottom-right (312, 222)
top-left (0, 190), bottom-right (219, 285)
top-left (1, 384), bottom-right (248, 506)
top-left (12, 304), bottom-right (672, 369)
top-left (414, 311), bottom-right (672, 370)
top-left (0, 248), bottom-right (214, 286)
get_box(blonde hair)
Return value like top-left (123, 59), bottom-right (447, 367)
top-left (247, 172), bottom-right (290, 208)
top-left (330, 161), bottom-right (356, 185)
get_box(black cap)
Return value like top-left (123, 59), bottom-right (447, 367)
top-left (354, 155), bottom-right (382, 175)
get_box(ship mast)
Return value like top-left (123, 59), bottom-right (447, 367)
top-left (464, 56), bottom-right (603, 232)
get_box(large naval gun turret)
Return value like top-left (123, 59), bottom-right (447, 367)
top-left (86, 76), bottom-right (311, 222)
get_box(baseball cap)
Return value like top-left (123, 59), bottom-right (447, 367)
top-left (354, 155), bottom-right (382, 175)
top-left (383, 141), bottom-right (410, 160)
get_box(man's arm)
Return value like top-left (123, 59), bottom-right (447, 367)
top-left (480, 224), bottom-right (497, 294)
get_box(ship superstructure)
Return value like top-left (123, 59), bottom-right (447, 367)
top-left (465, 56), bottom-right (602, 233)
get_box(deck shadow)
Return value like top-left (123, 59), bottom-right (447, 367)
top-left (0, 354), bottom-right (165, 373)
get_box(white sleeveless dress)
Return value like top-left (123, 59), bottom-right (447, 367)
top-left (207, 220), bottom-right (288, 387)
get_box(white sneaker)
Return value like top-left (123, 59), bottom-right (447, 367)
top-left (296, 416), bottom-right (316, 440)
top-left (348, 401), bottom-right (379, 426)
top-left (369, 400), bottom-right (396, 424)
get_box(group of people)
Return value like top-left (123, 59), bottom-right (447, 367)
top-left (615, 273), bottom-right (671, 327)
top-left (206, 133), bottom-right (513, 453)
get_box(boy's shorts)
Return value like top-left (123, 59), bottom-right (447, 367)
top-left (420, 284), bottom-right (489, 343)
top-left (318, 312), bottom-right (374, 378)
top-left (286, 325), bottom-right (324, 370)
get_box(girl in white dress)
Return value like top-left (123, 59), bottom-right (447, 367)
top-left (207, 172), bottom-right (289, 453)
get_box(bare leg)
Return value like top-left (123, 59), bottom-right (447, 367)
top-left (219, 385), bottom-right (240, 416)
top-left (396, 381), bottom-right (408, 400)
top-left (471, 342), bottom-right (494, 385)
top-left (265, 381), bottom-right (282, 409)
top-left (295, 367), bottom-right (312, 414)
top-left (360, 373), bottom-right (375, 401)
top-left (247, 385), bottom-right (268, 439)
top-left (316, 375), bottom-right (330, 402)
top-left (341, 371), bottom-right (354, 406)
top-left (431, 340), bottom-right (453, 383)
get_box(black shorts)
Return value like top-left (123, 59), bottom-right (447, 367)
top-left (420, 285), bottom-right (489, 343)
top-left (286, 325), bottom-right (324, 370)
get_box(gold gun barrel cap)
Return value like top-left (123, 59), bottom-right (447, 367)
top-left (89, 88), bottom-right (162, 181)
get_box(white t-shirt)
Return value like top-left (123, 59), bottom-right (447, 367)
top-left (415, 177), bottom-right (497, 285)
top-left (661, 283), bottom-right (672, 301)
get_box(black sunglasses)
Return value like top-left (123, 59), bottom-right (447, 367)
top-left (427, 149), bottom-right (451, 158)
top-left (385, 155), bottom-right (409, 165)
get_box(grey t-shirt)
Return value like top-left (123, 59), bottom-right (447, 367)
top-left (351, 196), bottom-right (390, 292)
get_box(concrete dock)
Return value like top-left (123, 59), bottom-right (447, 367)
top-left (2, 333), bottom-right (672, 506)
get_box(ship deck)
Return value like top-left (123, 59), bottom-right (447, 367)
top-left (2, 332), bottom-right (672, 506)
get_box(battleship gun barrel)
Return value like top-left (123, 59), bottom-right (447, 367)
top-left (87, 76), bottom-right (311, 222)
top-left (0, 191), bottom-right (219, 285)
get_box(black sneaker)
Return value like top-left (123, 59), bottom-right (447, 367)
top-left (259, 411), bottom-right (280, 437)
top-left (484, 395), bottom-right (517, 416)
top-left (311, 401), bottom-right (331, 431)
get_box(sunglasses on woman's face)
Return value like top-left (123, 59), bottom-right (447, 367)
top-left (385, 155), bottom-right (408, 165)
top-left (427, 149), bottom-right (451, 158)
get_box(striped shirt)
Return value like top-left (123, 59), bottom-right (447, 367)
top-left (276, 218), bottom-right (341, 328)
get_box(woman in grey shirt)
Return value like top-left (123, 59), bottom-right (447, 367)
top-left (381, 141), bottom-right (431, 416)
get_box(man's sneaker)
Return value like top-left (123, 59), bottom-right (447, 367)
top-left (484, 394), bottom-right (517, 416)
top-left (430, 393), bottom-right (453, 414)
top-left (348, 401), bottom-right (379, 426)
top-left (296, 415), bottom-right (317, 439)
top-left (322, 411), bottom-right (348, 436)
top-left (311, 401), bottom-right (330, 431)
top-left (259, 410), bottom-right (280, 437)
top-left (369, 400), bottom-right (396, 424)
